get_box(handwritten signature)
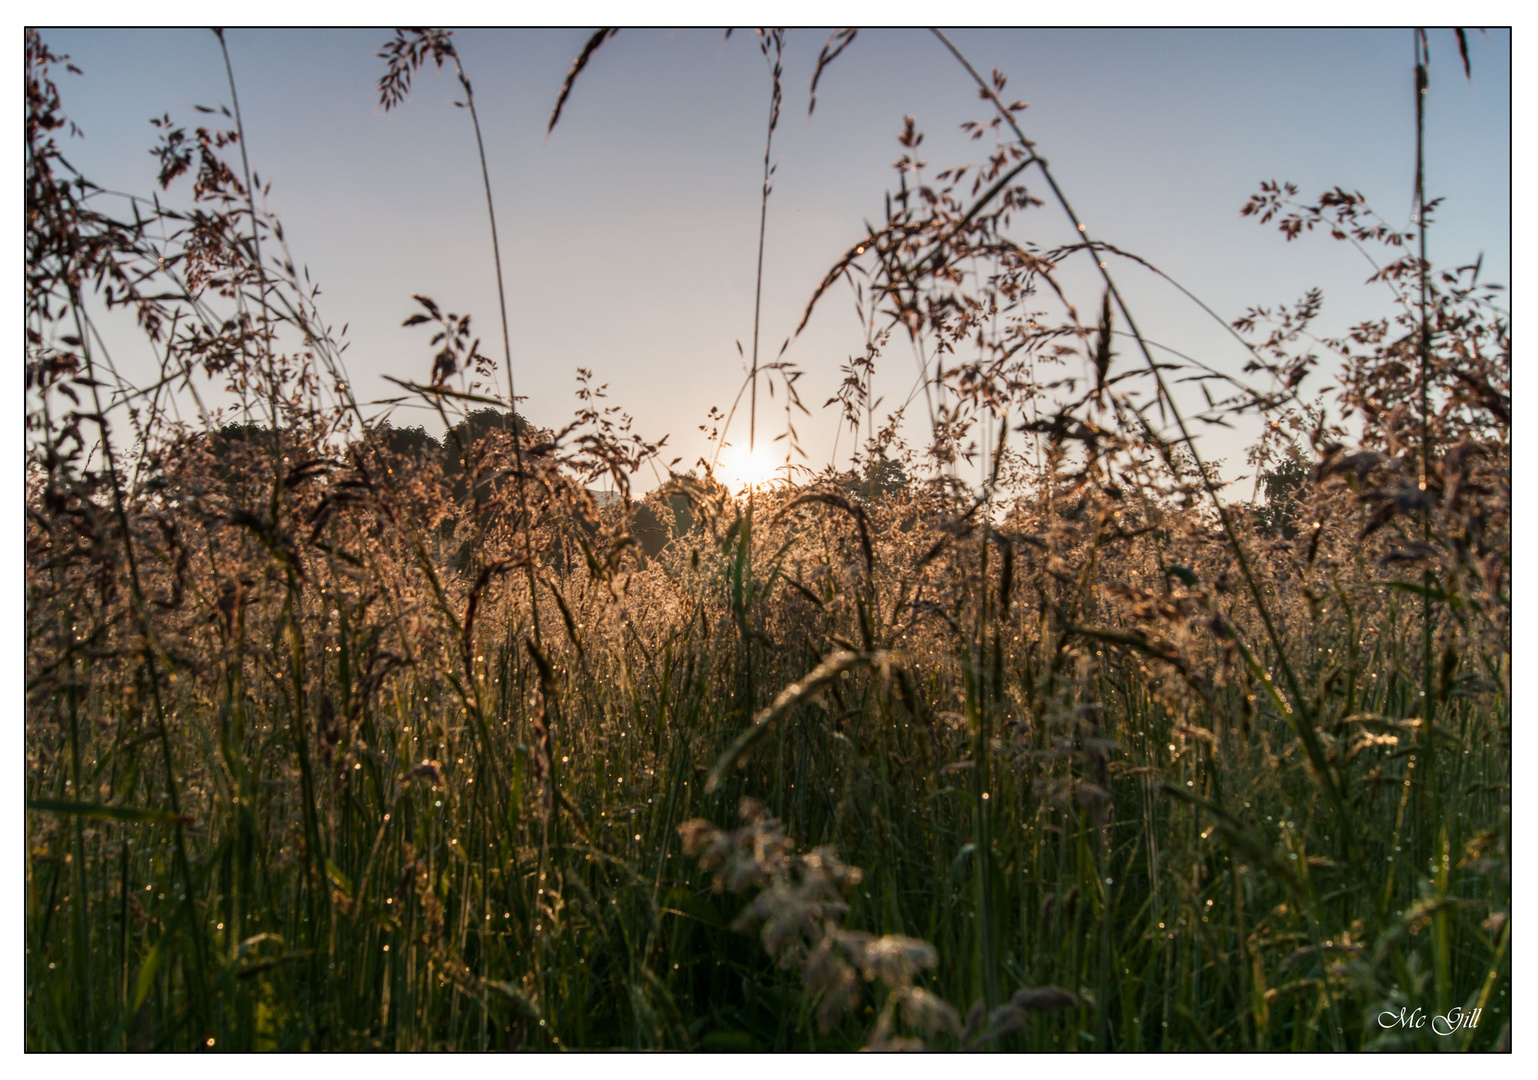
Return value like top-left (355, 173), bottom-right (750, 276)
top-left (1377, 1005), bottom-right (1482, 1035)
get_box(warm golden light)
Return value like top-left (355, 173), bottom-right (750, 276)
top-left (717, 443), bottom-right (780, 496)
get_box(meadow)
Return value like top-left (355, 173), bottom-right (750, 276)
top-left (24, 28), bottom-right (1509, 1051)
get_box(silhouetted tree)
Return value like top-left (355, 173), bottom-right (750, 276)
top-left (1254, 444), bottom-right (1309, 538)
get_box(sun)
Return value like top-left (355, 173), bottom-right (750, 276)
top-left (716, 444), bottom-right (780, 496)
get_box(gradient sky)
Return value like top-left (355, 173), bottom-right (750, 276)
top-left (36, 27), bottom-right (1511, 493)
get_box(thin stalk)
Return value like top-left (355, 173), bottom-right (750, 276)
top-left (1413, 29), bottom-right (1438, 845)
top-left (743, 30), bottom-right (783, 723)
top-left (447, 48), bottom-right (545, 651)
top-left (214, 31), bottom-right (285, 491)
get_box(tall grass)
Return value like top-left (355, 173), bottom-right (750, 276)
top-left (25, 28), bottom-right (1509, 1051)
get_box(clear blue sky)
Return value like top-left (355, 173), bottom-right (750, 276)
top-left (36, 27), bottom-right (1511, 491)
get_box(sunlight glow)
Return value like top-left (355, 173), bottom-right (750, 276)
top-left (717, 443), bottom-right (781, 496)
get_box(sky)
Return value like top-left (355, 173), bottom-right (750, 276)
top-left (33, 26), bottom-right (1512, 495)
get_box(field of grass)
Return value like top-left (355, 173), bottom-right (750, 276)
top-left (25, 29), bottom-right (1509, 1051)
